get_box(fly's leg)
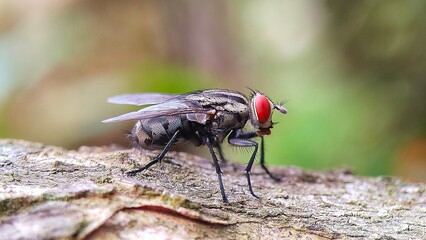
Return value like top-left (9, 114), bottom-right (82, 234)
top-left (228, 130), bottom-right (259, 199)
top-left (125, 130), bottom-right (180, 176)
top-left (215, 144), bottom-right (227, 163)
top-left (215, 144), bottom-right (239, 172)
top-left (207, 138), bottom-right (229, 203)
top-left (259, 136), bottom-right (281, 182)
top-left (232, 130), bottom-right (281, 182)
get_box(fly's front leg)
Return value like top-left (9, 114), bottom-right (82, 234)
top-left (259, 136), bottom-right (281, 181)
top-left (228, 130), bottom-right (259, 199)
top-left (232, 130), bottom-right (281, 181)
top-left (125, 130), bottom-right (181, 176)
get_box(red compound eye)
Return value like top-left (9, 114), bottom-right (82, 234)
top-left (255, 94), bottom-right (271, 123)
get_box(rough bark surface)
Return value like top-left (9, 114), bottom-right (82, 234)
top-left (0, 139), bottom-right (425, 239)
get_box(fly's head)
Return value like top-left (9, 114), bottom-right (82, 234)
top-left (249, 91), bottom-right (287, 136)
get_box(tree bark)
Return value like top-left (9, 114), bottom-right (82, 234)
top-left (0, 139), bottom-right (425, 239)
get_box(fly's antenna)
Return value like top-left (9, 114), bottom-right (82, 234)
top-left (274, 100), bottom-right (288, 114)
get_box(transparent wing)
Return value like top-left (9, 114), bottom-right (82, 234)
top-left (107, 93), bottom-right (179, 106)
top-left (102, 100), bottom-right (213, 123)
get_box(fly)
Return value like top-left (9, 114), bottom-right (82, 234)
top-left (103, 88), bottom-right (287, 203)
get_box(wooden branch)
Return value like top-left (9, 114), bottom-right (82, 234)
top-left (0, 139), bottom-right (425, 239)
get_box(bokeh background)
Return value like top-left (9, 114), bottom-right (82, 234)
top-left (1, 1), bottom-right (425, 181)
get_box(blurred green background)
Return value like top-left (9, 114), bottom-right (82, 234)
top-left (1, 1), bottom-right (425, 181)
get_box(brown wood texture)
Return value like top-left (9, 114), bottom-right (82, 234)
top-left (0, 139), bottom-right (425, 239)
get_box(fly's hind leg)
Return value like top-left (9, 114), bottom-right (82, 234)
top-left (125, 130), bottom-right (181, 176)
